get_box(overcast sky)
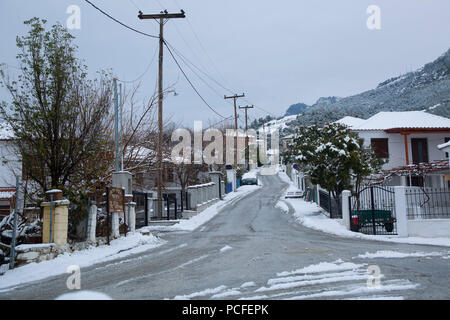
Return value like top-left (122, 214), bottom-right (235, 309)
top-left (1, 0), bottom-right (450, 127)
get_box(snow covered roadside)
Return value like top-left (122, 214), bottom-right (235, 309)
top-left (141, 184), bottom-right (262, 233)
top-left (277, 171), bottom-right (450, 248)
top-left (0, 232), bottom-right (165, 291)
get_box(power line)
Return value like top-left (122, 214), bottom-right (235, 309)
top-left (164, 40), bottom-right (227, 119)
top-left (117, 45), bottom-right (158, 84)
top-left (164, 40), bottom-right (234, 95)
top-left (83, 0), bottom-right (159, 39)
top-left (170, 0), bottom-right (232, 90)
top-left (164, 40), bottom-right (233, 105)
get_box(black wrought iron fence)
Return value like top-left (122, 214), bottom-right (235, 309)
top-left (406, 187), bottom-right (450, 220)
top-left (350, 186), bottom-right (397, 235)
top-left (318, 189), bottom-right (342, 219)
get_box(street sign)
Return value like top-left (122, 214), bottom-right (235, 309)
top-left (107, 187), bottom-right (125, 213)
top-left (293, 163), bottom-right (299, 170)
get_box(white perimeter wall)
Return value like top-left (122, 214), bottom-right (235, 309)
top-left (407, 219), bottom-right (450, 238)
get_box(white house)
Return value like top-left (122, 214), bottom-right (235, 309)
top-left (0, 123), bottom-right (21, 187)
top-left (339, 111), bottom-right (450, 188)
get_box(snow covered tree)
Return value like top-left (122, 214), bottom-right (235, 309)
top-left (285, 123), bottom-right (383, 200)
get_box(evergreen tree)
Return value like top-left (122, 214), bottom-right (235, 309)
top-left (285, 123), bottom-right (383, 200)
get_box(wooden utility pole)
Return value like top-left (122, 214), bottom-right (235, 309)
top-left (138, 10), bottom-right (185, 219)
top-left (224, 93), bottom-right (245, 166)
top-left (224, 93), bottom-right (245, 131)
top-left (239, 105), bottom-right (254, 170)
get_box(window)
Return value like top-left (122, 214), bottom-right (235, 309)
top-left (371, 138), bottom-right (389, 159)
top-left (407, 176), bottom-right (424, 187)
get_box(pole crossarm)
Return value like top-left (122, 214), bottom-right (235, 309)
top-left (138, 10), bottom-right (186, 20)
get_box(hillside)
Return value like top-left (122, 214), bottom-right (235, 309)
top-left (283, 48), bottom-right (450, 132)
top-left (284, 102), bottom-right (309, 116)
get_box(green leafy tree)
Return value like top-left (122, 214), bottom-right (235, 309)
top-left (285, 123), bottom-right (383, 202)
top-left (0, 18), bottom-right (114, 219)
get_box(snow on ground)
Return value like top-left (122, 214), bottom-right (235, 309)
top-left (277, 259), bottom-right (362, 277)
top-left (211, 288), bottom-right (242, 299)
top-left (275, 200), bottom-right (289, 213)
top-left (242, 170), bottom-right (257, 180)
top-left (141, 184), bottom-right (261, 233)
top-left (173, 285), bottom-right (227, 300)
top-left (0, 233), bottom-right (165, 291)
top-left (278, 171), bottom-right (450, 247)
top-left (240, 281), bottom-right (256, 288)
top-left (170, 259), bottom-right (417, 300)
top-left (356, 250), bottom-right (450, 259)
top-left (55, 290), bottom-right (112, 300)
top-left (220, 245), bottom-right (233, 252)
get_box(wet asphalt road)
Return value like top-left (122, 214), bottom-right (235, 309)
top-left (1, 174), bottom-right (449, 300)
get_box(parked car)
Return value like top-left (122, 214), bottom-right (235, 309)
top-left (241, 177), bottom-right (258, 185)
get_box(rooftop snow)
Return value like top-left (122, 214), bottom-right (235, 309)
top-left (352, 111), bottom-right (450, 131)
top-left (334, 116), bottom-right (366, 128)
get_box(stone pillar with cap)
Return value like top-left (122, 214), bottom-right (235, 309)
top-left (87, 199), bottom-right (97, 243)
top-left (42, 189), bottom-right (70, 246)
top-left (125, 194), bottom-right (136, 233)
top-left (209, 172), bottom-right (223, 200)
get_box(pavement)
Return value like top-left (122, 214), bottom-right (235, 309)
top-left (0, 173), bottom-right (449, 300)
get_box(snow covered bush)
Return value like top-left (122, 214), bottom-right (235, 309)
top-left (284, 123), bottom-right (383, 200)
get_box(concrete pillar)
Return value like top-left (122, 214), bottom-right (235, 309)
top-left (87, 201), bottom-right (97, 243)
top-left (316, 185), bottom-right (321, 207)
top-left (210, 183), bottom-right (216, 200)
top-left (394, 186), bottom-right (408, 237)
top-left (201, 186), bottom-right (206, 204)
top-left (188, 186), bottom-right (197, 210)
top-left (209, 172), bottom-right (223, 200)
top-left (42, 190), bottom-right (70, 247)
top-left (126, 201), bottom-right (136, 232)
top-left (221, 181), bottom-right (225, 198)
top-left (341, 190), bottom-right (351, 230)
top-left (111, 212), bottom-right (120, 239)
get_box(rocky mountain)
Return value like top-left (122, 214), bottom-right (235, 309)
top-left (284, 48), bottom-right (450, 131)
top-left (284, 102), bottom-right (309, 116)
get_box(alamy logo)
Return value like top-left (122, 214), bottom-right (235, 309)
top-left (170, 121), bottom-right (279, 171)
top-left (367, 265), bottom-right (382, 289)
top-left (66, 265), bottom-right (81, 290)
top-left (66, 5), bottom-right (81, 30)
top-left (367, 5), bottom-right (381, 30)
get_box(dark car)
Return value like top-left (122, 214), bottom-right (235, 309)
top-left (241, 177), bottom-right (258, 186)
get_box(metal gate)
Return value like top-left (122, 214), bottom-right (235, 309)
top-left (132, 192), bottom-right (148, 228)
top-left (349, 186), bottom-right (397, 235)
top-left (164, 193), bottom-right (179, 220)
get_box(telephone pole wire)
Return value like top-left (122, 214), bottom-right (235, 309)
top-left (138, 9), bottom-right (186, 219)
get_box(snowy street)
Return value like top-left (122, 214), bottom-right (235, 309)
top-left (1, 173), bottom-right (449, 300)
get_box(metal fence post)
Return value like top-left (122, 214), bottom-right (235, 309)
top-left (9, 176), bottom-right (20, 269)
top-left (394, 186), bottom-right (408, 237)
top-left (342, 190), bottom-right (351, 230)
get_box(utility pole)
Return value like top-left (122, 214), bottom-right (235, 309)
top-left (224, 93), bottom-right (245, 132)
top-left (113, 78), bottom-right (119, 173)
top-left (239, 105), bottom-right (253, 171)
top-left (138, 10), bottom-right (185, 219)
top-left (224, 93), bottom-right (245, 167)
